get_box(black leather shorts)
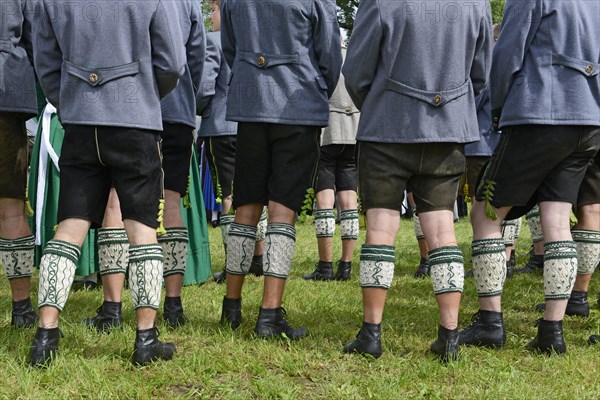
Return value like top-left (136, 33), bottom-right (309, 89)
top-left (476, 125), bottom-right (600, 219)
top-left (59, 125), bottom-right (162, 228)
top-left (315, 144), bottom-right (357, 193)
top-left (233, 122), bottom-right (320, 212)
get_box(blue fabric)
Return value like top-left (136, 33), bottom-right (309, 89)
top-left (492, 0), bottom-right (600, 127)
top-left (197, 32), bottom-right (238, 137)
top-left (33, 0), bottom-right (186, 131)
top-left (160, 0), bottom-right (205, 129)
top-left (343, 0), bottom-right (492, 143)
top-left (221, 0), bottom-right (342, 127)
top-left (0, 0), bottom-right (37, 115)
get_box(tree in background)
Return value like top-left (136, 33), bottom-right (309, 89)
top-left (490, 0), bottom-right (506, 24)
top-left (202, 1), bottom-right (213, 31)
top-left (336, 0), bottom-right (359, 37)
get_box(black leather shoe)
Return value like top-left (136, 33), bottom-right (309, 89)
top-left (413, 257), bottom-right (430, 279)
top-left (82, 301), bottom-right (123, 332)
top-left (132, 327), bottom-right (176, 366)
top-left (254, 307), bottom-right (309, 340)
top-left (220, 296), bottom-right (242, 330)
top-left (527, 319), bottom-right (566, 355)
top-left (213, 270), bottom-right (226, 284)
top-left (430, 325), bottom-right (460, 362)
top-left (514, 254), bottom-right (544, 274)
top-left (458, 310), bottom-right (506, 348)
top-left (464, 269), bottom-right (474, 278)
top-left (343, 322), bottom-right (382, 358)
top-left (164, 297), bottom-right (187, 328)
top-left (303, 261), bottom-right (334, 281)
top-left (535, 291), bottom-right (590, 317)
top-left (29, 327), bottom-right (62, 367)
top-left (11, 297), bottom-right (38, 328)
top-left (334, 260), bottom-right (352, 281)
top-left (506, 250), bottom-right (516, 278)
top-left (248, 255), bottom-right (264, 277)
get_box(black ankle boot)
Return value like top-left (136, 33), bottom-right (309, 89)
top-left (132, 327), bottom-right (176, 366)
top-left (343, 322), bottom-right (382, 358)
top-left (254, 307), bottom-right (309, 340)
top-left (248, 255), bottom-right (264, 277)
top-left (413, 257), bottom-right (430, 279)
top-left (12, 297), bottom-right (38, 328)
top-left (458, 310), bottom-right (506, 348)
top-left (535, 291), bottom-right (590, 317)
top-left (213, 269), bottom-right (227, 284)
top-left (430, 325), bottom-right (460, 362)
top-left (220, 296), bottom-right (242, 330)
top-left (334, 260), bottom-right (352, 281)
top-left (506, 250), bottom-right (516, 278)
top-left (303, 261), bottom-right (333, 281)
top-left (527, 319), bottom-right (566, 355)
top-left (82, 301), bottom-right (123, 332)
top-left (29, 327), bottom-right (62, 367)
top-left (164, 297), bottom-right (187, 328)
top-left (514, 254), bottom-right (544, 274)
top-left (589, 334), bottom-right (600, 345)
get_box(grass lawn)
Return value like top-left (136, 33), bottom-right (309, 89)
top-left (1, 217), bottom-right (599, 399)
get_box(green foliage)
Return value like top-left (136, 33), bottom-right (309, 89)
top-left (490, 0), bottom-right (506, 24)
top-left (336, 0), bottom-right (360, 36)
top-left (201, 0), bottom-right (213, 31)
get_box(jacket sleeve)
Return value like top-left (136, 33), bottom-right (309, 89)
top-left (32, 0), bottom-right (62, 108)
top-left (187, 1), bottom-right (206, 95)
top-left (342, 0), bottom-right (382, 110)
top-left (490, 0), bottom-right (543, 110)
top-left (220, 0), bottom-right (236, 69)
top-left (21, 1), bottom-right (34, 66)
top-left (312, 0), bottom-right (342, 98)
top-left (150, 0), bottom-right (186, 99)
top-left (196, 34), bottom-right (221, 115)
top-left (470, 9), bottom-right (493, 98)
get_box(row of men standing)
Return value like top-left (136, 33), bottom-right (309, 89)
top-left (1, 0), bottom-right (599, 368)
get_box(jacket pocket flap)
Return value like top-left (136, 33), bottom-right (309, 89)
top-left (0, 40), bottom-right (11, 53)
top-left (64, 60), bottom-right (140, 87)
top-left (552, 53), bottom-right (599, 77)
top-left (238, 50), bottom-right (299, 68)
top-left (385, 78), bottom-right (470, 107)
top-left (315, 76), bottom-right (328, 90)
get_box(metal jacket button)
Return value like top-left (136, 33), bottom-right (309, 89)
top-left (89, 73), bottom-right (99, 83)
top-left (433, 95), bottom-right (442, 105)
top-left (257, 55), bottom-right (266, 66)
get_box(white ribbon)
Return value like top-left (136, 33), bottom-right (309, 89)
top-left (35, 103), bottom-right (59, 245)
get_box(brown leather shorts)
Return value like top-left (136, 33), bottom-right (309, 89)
top-left (0, 112), bottom-right (29, 199)
top-left (357, 141), bottom-right (466, 213)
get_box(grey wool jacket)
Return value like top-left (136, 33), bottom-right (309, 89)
top-left (492, 0), bottom-right (600, 127)
top-left (0, 0), bottom-right (37, 116)
top-left (220, 0), bottom-right (343, 127)
top-left (344, 0), bottom-right (492, 143)
top-left (197, 32), bottom-right (238, 137)
top-left (32, 0), bottom-right (186, 131)
top-left (161, 0), bottom-right (206, 129)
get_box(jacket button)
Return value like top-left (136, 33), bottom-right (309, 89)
top-left (586, 65), bottom-right (594, 74)
top-left (433, 95), bottom-right (442, 105)
top-left (89, 73), bottom-right (99, 83)
top-left (345, 107), bottom-right (352, 113)
top-left (257, 56), bottom-right (266, 66)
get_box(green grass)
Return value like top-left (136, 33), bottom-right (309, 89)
top-left (1, 217), bottom-right (599, 399)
